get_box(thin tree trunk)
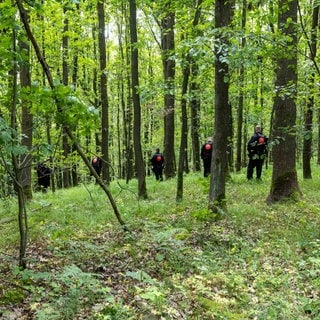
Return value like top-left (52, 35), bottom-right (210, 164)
top-left (161, 10), bottom-right (176, 179)
top-left (129, 0), bottom-right (147, 199)
top-left (97, 0), bottom-right (110, 183)
top-left (176, 50), bottom-right (190, 201)
top-left (62, 11), bottom-right (71, 188)
top-left (235, 0), bottom-right (246, 172)
top-left (12, 27), bottom-right (28, 268)
top-left (19, 31), bottom-right (33, 200)
top-left (302, 5), bottom-right (319, 178)
top-left (190, 0), bottom-right (203, 172)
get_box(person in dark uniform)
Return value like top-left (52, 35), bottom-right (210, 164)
top-left (150, 148), bottom-right (164, 181)
top-left (36, 163), bottom-right (51, 191)
top-left (247, 125), bottom-right (268, 180)
top-left (91, 156), bottom-right (102, 176)
top-left (200, 137), bottom-right (213, 177)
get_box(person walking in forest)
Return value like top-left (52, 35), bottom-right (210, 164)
top-left (91, 156), bottom-right (102, 177)
top-left (36, 163), bottom-right (52, 191)
top-left (150, 148), bottom-right (164, 181)
top-left (247, 125), bottom-right (268, 180)
top-left (200, 137), bottom-right (213, 177)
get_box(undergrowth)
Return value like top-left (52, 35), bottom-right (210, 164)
top-left (0, 165), bottom-right (319, 319)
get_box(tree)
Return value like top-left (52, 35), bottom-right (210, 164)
top-left (176, 40), bottom-right (189, 201)
top-left (235, 0), bottom-right (246, 172)
top-left (161, 9), bottom-right (176, 179)
top-left (97, 0), bottom-right (110, 183)
top-left (62, 7), bottom-right (72, 188)
top-left (12, 24), bottom-right (28, 268)
top-left (129, 0), bottom-right (148, 199)
top-left (19, 20), bottom-right (33, 200)
top-left (267, 0), bottom-right (301, 202)
top-left (176, 0), bottom-right (203, 200)
top-left (189, 0), bottom-right (203, 173)
top-left (209, 0), bottom-right (234, 214)
top-left (301, 3), bottom-right (319, 179)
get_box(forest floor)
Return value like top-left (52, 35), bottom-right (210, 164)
top-left (0, 165), bottom-right (319, 319)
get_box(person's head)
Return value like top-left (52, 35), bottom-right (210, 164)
top-left (255, 125), bottom-right (261, 133)
top-left (156, 148), bottom-right (160, 153)
top-left (207, 137), bottom-right (213, 143)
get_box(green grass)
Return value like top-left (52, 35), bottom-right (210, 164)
top-left (0, 166), bottom-right (319, 319)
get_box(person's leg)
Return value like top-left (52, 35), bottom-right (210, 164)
top-left (247, 159), bottom-right (254, 180)
top-left (256, 159), bottom-right (264, 179)
top-left (159, 169), bottom-right (163, 181)
top-left (155, 168), bottom-right (160, 180)
top-left (203, 159), bottom-right (211, 177)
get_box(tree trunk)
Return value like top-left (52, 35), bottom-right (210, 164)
top-left (97, 0), bottom-right (110, 183)
top-left (129, 0), bottom-right (147, 199)
top-left (19, 32), bottom-right (33, 200)
top-left (267, 0), bottom-right (301, 202)
top-left (62, 12), bottom-right (71, 188)
top-left (161, 11), bottom-right (176, 179)
top-left (209, 0), bottom-right (234, 215)
top-left (190, 62), bottom-right (201, 172)
top-left (12, 27), bottom-right (28, 268)
top-left (176, 50), bottom-right (190, 201)
top-left (235, 0), bottom-right (246, 172)
top-left (190, 0), bottom-right (203, 173)
top-left (302, 5), bottom-right (319, 179)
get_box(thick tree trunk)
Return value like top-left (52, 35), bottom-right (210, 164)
top-left (209, 0), bottom-right (234, 214)
top-left (267, 0), bottom-right (301, 202)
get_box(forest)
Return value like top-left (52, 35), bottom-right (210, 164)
top-left (0, 0), bottom-right (320, 318)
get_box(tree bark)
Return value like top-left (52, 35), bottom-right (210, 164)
top-left (161, 10), bottom-right (176, 179)
top-left (12, 26), bottom-right (28, 268)
top-left (235, 0), bottom-right (246, 172)
top-left (129, 0), bottom-right (147, 199)
top-left (267, 0), bottom-right (301, 202)
top-left (97, 0), bottom-right (110, 183)
top-left (209, 0), bottom-right (234, 215)
top-left (176, 50), bottom-right (189, 201)
top-left (62, 12), bottom-right (72, 188)
top-left (19, 30), bottom-right (33, 200)
top-left (190, 0), bottom-right (203, 173)
top-left (302, 5), bottom-right (319, 179)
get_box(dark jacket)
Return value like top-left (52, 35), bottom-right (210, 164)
top-left (150, 153), bottom-right (164, 170)
top-left (201, 141), bottom-right (213, 160)
top-left (247, 133), bottom-right (268, 159)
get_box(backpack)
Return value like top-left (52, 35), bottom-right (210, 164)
top-left (256, 134), bottom-right (267, 155)
top-left (202, 142), bottom-right (212, 159)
